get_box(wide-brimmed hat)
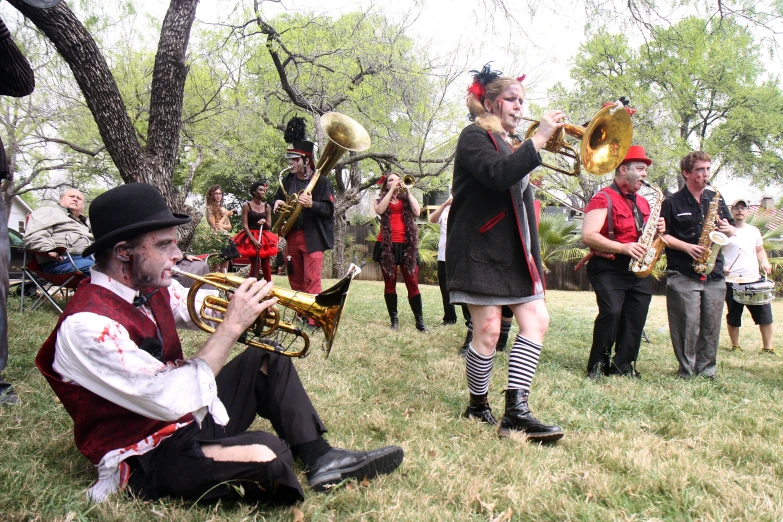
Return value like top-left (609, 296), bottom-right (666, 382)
top-left (621, 145), bottom-right (653, 166)
top-left (83, 183), bottom-right (191, 256)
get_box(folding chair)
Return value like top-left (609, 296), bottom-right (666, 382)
top-left (19, 247), bottom-right (87, 314)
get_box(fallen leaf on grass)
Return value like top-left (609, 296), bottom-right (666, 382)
top-left (361, 477), bottom-right (371, 487)
top-left (472, 494), bottom-right (496, 515)
top-left (345, 482), bottom-right (355, 491)
top-left (491, 508), bottom-right (513, 522)
top-left (429, 450), bottom-right (436, 458)
top-left (292, 506), bottom-right (305, 522)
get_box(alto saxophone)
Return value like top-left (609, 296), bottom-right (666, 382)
top-left (629, 181), bottom-right (665, 278)
top-left (693, 182), bottom-right (729, 275)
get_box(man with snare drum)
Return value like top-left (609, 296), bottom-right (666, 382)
top-left (722, 198), bottom-right (774, 354)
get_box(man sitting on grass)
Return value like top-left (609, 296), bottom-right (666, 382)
top-left (36, 183), bottom-right (403, 504)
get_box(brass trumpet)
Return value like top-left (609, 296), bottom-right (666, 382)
top-left (396, 175), bottom-right (415, 196)
top-left (522, 104), bottom-right (633, 176)
top-left (171, 265), bottom-right (361, 358)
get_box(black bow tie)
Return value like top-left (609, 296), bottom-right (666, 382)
top-left (133, 289), bottom-right (160, 308)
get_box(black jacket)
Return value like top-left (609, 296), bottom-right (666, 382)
top-left (661, 186), bottom-right (734, 281)
top-left (274, 173), bottom-right (334, 253)
top-left (446, 124), bottom-right (544, 298)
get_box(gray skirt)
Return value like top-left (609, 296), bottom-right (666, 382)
top-left (450, 289), bottom-right (544, 306)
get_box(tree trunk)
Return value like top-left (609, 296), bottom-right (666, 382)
top-left (9, 0), bottom-right (202, 248)
top-left (332, 205), bottom-right (347, 278)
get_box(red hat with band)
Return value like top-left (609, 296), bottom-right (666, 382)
top-left (621, 145), bottom-right (652, 166)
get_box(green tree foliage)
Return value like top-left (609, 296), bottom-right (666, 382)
top-left (547, 17), bottom-right (783, 200)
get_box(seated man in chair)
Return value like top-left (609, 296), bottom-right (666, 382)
top-left (24, 188), bottom-right (94, 275)
top-left (36, 183), bottom-right (403, 504)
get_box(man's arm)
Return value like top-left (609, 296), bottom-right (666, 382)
top-left (582, 208), bottom-right (645, 259)
top-left (23, 207), bottom-right (60, 252)
top-left (306, 178), bottom-right (334, 218)
top-left (53, 279), bottom-right (277, 423)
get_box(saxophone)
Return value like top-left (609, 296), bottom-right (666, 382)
top-left (693, 182), bottom-right (729, 275)
top-left (629, 181), bottom-right (665, 277)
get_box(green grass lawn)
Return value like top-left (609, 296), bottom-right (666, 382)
top-left (2, 278), bottom-right (782, 521)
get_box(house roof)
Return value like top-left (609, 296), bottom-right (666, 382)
top-left (741, 205), bottom-right (783, 230)
top-left (10, 195), bottom-right (33, 213)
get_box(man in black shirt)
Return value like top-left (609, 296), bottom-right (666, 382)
top-left (660, 151), bottom-right (735, 379)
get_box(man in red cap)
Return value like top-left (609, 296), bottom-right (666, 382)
top-left (581, 145), bottom-right (664, 379)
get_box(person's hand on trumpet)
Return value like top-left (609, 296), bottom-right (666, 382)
top-left (530, 110), bottom-right (566, 152)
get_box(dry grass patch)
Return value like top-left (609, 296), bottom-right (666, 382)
top-left (2, 281), bottom-right (783, 520)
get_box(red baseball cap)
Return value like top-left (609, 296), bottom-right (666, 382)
top-left (622, 145), bottom-right (652, 166)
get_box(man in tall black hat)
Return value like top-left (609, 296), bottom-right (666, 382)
top-left (35, 183), bottom-right (403, 504)
top-left (273, 117), bottom-right (335, 304)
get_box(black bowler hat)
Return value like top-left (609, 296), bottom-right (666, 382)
top-left (83, 183), bottom-right (192, 256)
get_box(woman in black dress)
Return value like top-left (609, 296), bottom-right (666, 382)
top-left (446, 64), bottom-right (565, 441)
top-left (236, 180), bottom-right (274, 282)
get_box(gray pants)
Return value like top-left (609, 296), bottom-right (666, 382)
top-left (666, 271), bottom-right (726, 378)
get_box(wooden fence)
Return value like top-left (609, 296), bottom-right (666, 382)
top-left (336, 224), bottom-right (668, 294)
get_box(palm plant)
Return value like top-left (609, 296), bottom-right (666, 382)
top-left (537, 213), bottom-right (589, 273)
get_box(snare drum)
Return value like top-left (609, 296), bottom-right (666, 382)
top-left (732, 278), bottom-right (776, 306)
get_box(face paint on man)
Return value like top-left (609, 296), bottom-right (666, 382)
top-left (124, 227), bottom-right (183, 289)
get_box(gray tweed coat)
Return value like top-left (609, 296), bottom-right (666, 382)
top-left (445, 124), bottom-right (545, 299)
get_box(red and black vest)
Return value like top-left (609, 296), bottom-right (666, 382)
top-left (36, 279), bottom-right (194, 465)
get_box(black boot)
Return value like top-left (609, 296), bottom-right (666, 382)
top-left (463, 393), bottom-right (497, 425)
top-left (408, 294), bottom-right (429, 333)
top-left (495, 333), bottom-right (509, 352)
top-left (384, 293), bottom-right (399, 330)
top-left (459, 330), bottom-right (473, 358)
top-left (497, 389), bottom-right (563, 442)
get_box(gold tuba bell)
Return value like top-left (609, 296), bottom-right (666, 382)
top-left (171, 265), bottom-right (361, 358)
top-left (272, 112), bottom-right (371, 237)
top-left (522, 104), bottom-right (633, 176)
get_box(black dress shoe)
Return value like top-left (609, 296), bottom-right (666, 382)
top-left (306, 446), bottom-right (404, 492)
top-left (587, 362), bottom-right (605, 380)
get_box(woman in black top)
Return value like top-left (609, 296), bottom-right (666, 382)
top-left (447, 64), bottom-right (564, 441)
top-left (239, 180), bottom-right (273, 282)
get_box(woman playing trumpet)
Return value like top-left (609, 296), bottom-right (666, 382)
top-left (373, 171), bottom-right (429, 333)
top-left (447, 63), bottom-right (564, 441)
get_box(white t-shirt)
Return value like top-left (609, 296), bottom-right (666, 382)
top-left (722, 224), bottom-right (763, 282)
top-left (436, 205), bottom-right (449, 262)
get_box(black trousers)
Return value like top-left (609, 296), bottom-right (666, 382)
top-left (437, 261), bottom-right (458, 323)
top-left (586, 255), bottom-right (652, 374)
top-left (127, 348), bottom-right (327, 504)
top-left (0, 194), bottom-right (11, 396)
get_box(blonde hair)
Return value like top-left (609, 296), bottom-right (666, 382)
top-left (466, 76), bottom-right (525, 134)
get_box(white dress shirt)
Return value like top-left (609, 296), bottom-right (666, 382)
top-left (52, 268), bottom-right (228, 502)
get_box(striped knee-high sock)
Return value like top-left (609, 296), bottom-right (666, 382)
top-left (507, 335), bottom-right (543, 391)
top-left (466, 345), bottom-right (494, 395)
top-left (500, 320), bottom-right (512, 337)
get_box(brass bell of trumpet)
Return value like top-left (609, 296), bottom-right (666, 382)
top-left (171, 264), bottom-right (361, 358)
top-left (396, 175), bottom-right (415, 195)
top-left (522, 104), bottom-right (633, 176)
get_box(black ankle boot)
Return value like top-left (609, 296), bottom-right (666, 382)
top-left (459, 330), bottom-right (473, 358)
top-left (408, 294), bottom-right (429, 333)
top-left (498, 389), bottom-right (563, 442)
top-left (463, 393), bottom-right (497, 425)
top-left (495, 332), bottom-right (509, 352)
top-left (384, 293), bottom-right (399, 330)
